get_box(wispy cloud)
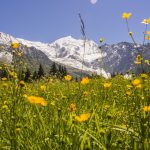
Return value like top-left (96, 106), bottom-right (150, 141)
top-left (90, 0), bottom-right (98, 5)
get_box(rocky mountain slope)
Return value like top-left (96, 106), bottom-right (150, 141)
top-left (0, 32), bottom-right (150, 77)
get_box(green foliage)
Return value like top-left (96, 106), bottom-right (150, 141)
top-left (0, 67), bottom-right (8, 78)
top-left (32, 71), bottom-right (38, 80)
top-left (49, 62), bottom-right (67, 79)
top-left (0, 74), bottom-right (150, 149)
top-left (38, 64), bottom-right (45, 79)
top-left (24, 68), bottom-right (31, 82)
top-left (49, 62), bottom-right (57, 76)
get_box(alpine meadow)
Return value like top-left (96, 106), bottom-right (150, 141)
top-left (0, 0), bottom-right (150, 150)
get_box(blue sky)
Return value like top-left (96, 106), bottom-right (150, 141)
top-left (0, 0), bottom-right (149, 44)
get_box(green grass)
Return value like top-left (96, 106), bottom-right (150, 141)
top-left (0, 75), bottom-right (150, 150)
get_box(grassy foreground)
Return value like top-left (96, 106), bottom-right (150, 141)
top-left (0, 74), bottom-right (150, 150)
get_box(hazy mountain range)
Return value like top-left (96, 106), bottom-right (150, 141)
top-left (0, 32), bottom-right (150, 77)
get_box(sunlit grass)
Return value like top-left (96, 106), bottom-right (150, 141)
top-left (0, 74), bottom-right (149, 149)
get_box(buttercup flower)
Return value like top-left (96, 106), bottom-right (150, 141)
top-left (134, 60), bottom-right (141, 65)
top-left (122, 12), bottom-right (132, 20)
top-left (145, 36), bottom-right (150, 41)
top-left (136, 84), bottom-right (143, 89)
top-left (75, 113), bottom-right (91, 122)
top-left (81, 77), bottom-right (90, 85)
top-left (64, 75), bottom-right (72, 81)
top-left (19, 80), bottom-right (25, 87)
top-left (134, 55), bottom-right (143, 65)
top-left (40, 85), bottom-right (46, 91)
top-left (11, 42), bottom-right (20, 49)
top-left (2, 77), bottom-right (7, 81)
top-left (141, 18), bottom-right (150, 24)
top-left (132, 79), bottom-right (141, 86)
top-left (126, 91), bottom-right (132, 96)
top-left (144, 60), bottom-right (149, 65)
top-left (141, 73), bottom-right (148, 79)
top-left (143, 106), bottom-right (150, 112)
top-left (147, 31), bottom-right (150, 35)
top-left (27, 96), bottom-right (48, 106)
top-left (103, 82), bottom-right (112, 88)
top-left (9, 71), bottom-right (17, 78)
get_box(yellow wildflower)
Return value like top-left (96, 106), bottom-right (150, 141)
top-left (2, 105), bottom-right (9, 110)
top-left (132, 79), bottom-right (141, 86)
top-left (19, 80), bottom-right (25, 87)
top-left (143, 106), bottom-right (150, 112)
top-left (134, 55), bottom-right (143, 65)
top-left (126, 91), bottom-right (132, 96)
top-left (40, 85), bottom-right (46, 91)
top-left (104, 105), bottom-right (110, 109)
top-left (103, 82), bottom-right (112, 88)
top-left (3, 101), bottom-right (8, 105)
top-left (134, 60), bottom-right (141, 65)
top-left (11, 42), bottom-right (20, 49)
top-left (137, 55), bottom-right (143, 60)
top-left (27, 96), bottom-right (48, 106)
top-left (1, 77), bottom-right (7, 81)
top-left (126, 85), bottom-right (133, 89)
top-left (50, 101), bottom-right (55, 106)
top-left (23, 94), bottom-right (28, 98)
top-left (144, 60), bottom-right (149, 65)
top-left (81, 77), bottom-right (90, 85)
top-left (2, 83), bottom-right (8, 88)
top-left (141, 96), bottom-right (144, 100)
top-left (64, 75), bottom-right (72, 81)
top-left (9, 71), bottom-right (17, 78)
top-left (141, 73), bottom-right (148, 79)
top-left (141, 18), bottom-right (150, 24)
top-left (147, 31), bottom-right (150, 35)
top-left (145, 36), bottom-right (150, 41)
top-left (122, 12), bottom-right (132, 19)
top-left (68, 103), bottom-right (76, 112)
top-left (136, 84), bottom-right (143, 89)
top-left (75, 113), bottom-right (91, 122)
top-left (16, 128), bottom-right (21, 134)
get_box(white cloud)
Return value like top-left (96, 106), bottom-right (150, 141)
top-left (90, 0), bottom-right (98, 4)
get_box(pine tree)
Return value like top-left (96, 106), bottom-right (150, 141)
top-left (75, 76), bottom-right (78, 82)
top-left (32, 71), bottom-right (38, 80)
top-left (58, 64), bottom-right (63, 78)
top-left (0, 68), bottom-right (8, 78)
top-left (24, 68), bottom-right (31, 82)
top-left (49, 62), bottom-right (57, 76)
top-left (38, 64), bottom-right (45, 78)
top-left (62, 66), bottom-right (67, 77)
top-left (58, 65), bottom-right (67, 78)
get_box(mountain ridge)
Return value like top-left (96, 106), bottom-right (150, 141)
top-left (0, 32), bottom-right (150, 77)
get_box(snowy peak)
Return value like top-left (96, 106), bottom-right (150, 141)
top-left (0, 32), bottom-right (108, 77)
top-left (0, 32), bottom-right (18, 44)
top-left (1, 31), bottom-right (149, 77)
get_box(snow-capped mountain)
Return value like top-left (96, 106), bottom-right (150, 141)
top-left (0, 32), bottom-right (109, 77)
top-left (0, 32), bottom-right (150, 77)
top-left (17, 36), bottom-right (108, 77)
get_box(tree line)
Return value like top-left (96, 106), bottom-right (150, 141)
top-left (0, 62), bottom-right (67, 82)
